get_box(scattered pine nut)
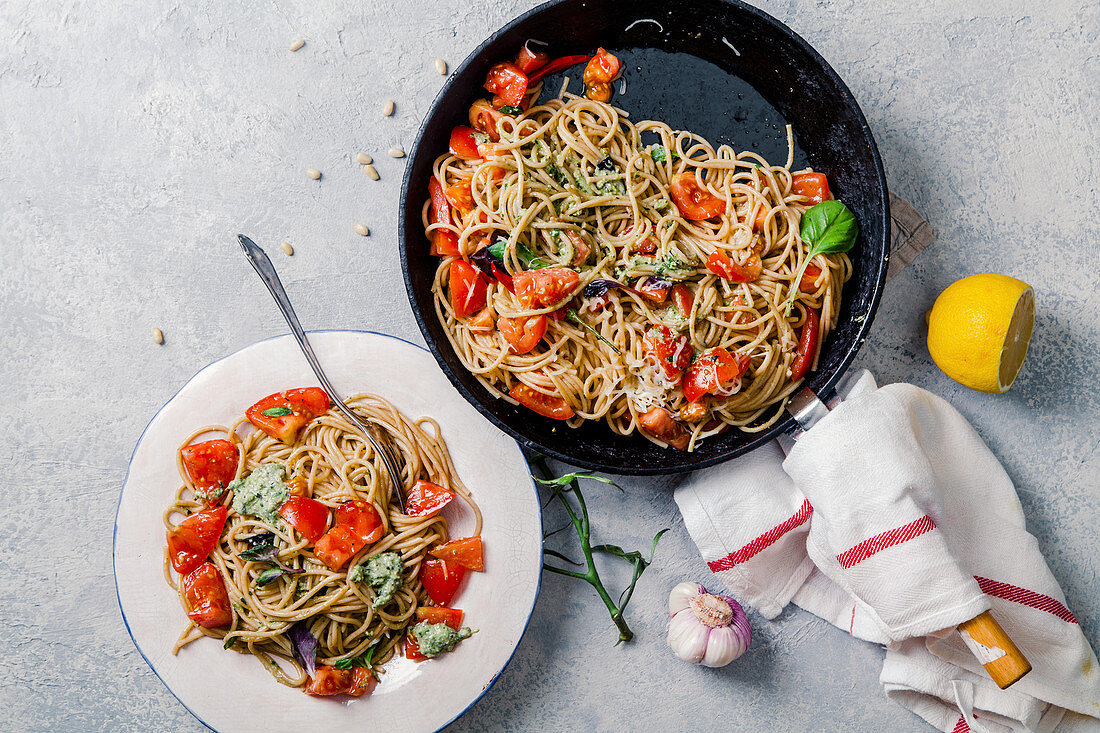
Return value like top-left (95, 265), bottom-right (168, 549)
top-left (388, 146), bottom-right (405, 158)
top-left (364, 164), bottom-right (379, 180)
top-left (354, 224), bottom-right (370, 236)
top-left (153, 328), bottom-right (165, 345)
top-left (280, 241), bottom-right (294, 256)
top-left (289, 39), bottom-right (305, 52)
top-left (435, 58), bottom-right (448, 75)
top-left (382, 99), bottom-right (395, 116)
top-left (356, 152), bottom-right (372, 165)
top-left (306, 168), bottom-right (321, 180)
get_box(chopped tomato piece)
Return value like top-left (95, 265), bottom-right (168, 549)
top-left (313, 525), bottom-right (359, 571)
top-left (512, 267), bottom-right (580, 309)
top-left (509, 383), bottom-right (575, 420)
top-left (706, 250), bottom-right (762, 283)
top-left (679, 400), bottom-right (709, 422)
top-left (565, 230), bottom-right (591, 266)
top-left (450, 260), bottom-right (488, 317)
top-left (634, 277), bottom-right (671, 304)
top-left (428, 177), bottom-right (461, 257)
top-left (800, 263), bottom-right (823, 292)
top-left (498, 314), bottom-right (547, 355)
top-left (682, 347), bottom-right (751, 403)
top-left (406, 480), bottom-right (455, 518)
top-left (484, 62), bottom-right (528, 108)
top-left (336, 501), bottom-right (383, 545)
top-left (304, 666), bottom-right (376, 697)
top-left (444, 179), bottom-right (474, 213)
top-left (180, 439), bottom-right (239, 505)
top-left (417, 605), bottom-right (465, 628)
top-left (670, 172), bottom-right (726, 220)
top-left (419, 558), bottom-right (467, 606)
top-left (277, 496), bottom-right (330, 543)
top-left (790, 308), bottom-right (821, 381)
top-left (468, 99), bottom-right (505, 142)
top-left (448, 126), bottom-right (481, 159)
top-left (469, 307), bottom-right (495, 334)
top-left (181, 562), bottom-right (232, 628)
top-left (671, 283), bottom-right (695, 317)
top-left (491, 263), bottom-right (514, 292)
top-left (791, 172), bottom-right (832, 204)
top-left (245, 388), bottom-right (331, 445)
top-left (428, 536), bottom-right (484, 572)
top-left (583, 48), bottom-right (621, 101)
top-left (515, 45), bottom-right (550, 74)
top-left (405, 633), bottom-right (427, 661)
top-left (313, 501), bottom-right (383, 570)
top-left (527, 54), bottom-right (592, 86)
top-left (167, 506), bottom-right (228, 576)
top-left (643, 325), bottom-right (693, 383)
top-left (638, 407), bottom-right (689, 451)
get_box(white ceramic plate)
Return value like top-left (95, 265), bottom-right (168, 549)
top-left (115, 331), bottom-right (542, 732)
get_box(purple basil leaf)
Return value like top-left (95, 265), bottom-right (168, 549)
top-left (470, 246), bottom-right (502, 279)
top-left (582, 279), bottom-right (624, 298)
top-left (288, 621), bottom-right (317, 676)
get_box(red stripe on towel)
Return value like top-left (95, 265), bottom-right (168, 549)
top-left (836, 515), bottom-right (936, 569)
top-left (951, 715), bottom-right (969, 733)
top-left (975, 576), bottom-right (1078, 624)
top-left (707, 499), bottom-right (813, 572)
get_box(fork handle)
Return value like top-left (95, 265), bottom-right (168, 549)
top-left (236, 234), bottom-right (407, 508)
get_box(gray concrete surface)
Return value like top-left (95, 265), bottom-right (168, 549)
top-left (2, 0), bottom-right (1097, 730)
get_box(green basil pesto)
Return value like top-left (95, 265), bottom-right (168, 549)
top-left (411, 621), bottom-right (473, 658)
top-left (350, 551), bottom-right (403, 608)
top-left (228, 463), bottom-right (288, 526)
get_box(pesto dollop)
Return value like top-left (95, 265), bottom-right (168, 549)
top-left (411, 621), bottom-right (473, 658)
top-left (229, 463), bottom-right (288, 526)
top-left (349, 551), bottom-right (403, 608)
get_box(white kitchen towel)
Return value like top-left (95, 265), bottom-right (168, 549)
top-left (674, 381), bottom-right (1100, 731)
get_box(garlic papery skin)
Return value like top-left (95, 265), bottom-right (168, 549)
top-left (666, 582), bottom-right (752, 668)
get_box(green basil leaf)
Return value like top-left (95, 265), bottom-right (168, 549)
top-left (255, 567), bottom-right (285, 586)
top-left (223, 635), bottom-right (238, 649)
top-left (800, 200), bottom-right (858, 255)
top-left (261, 406), bottom-right (292, 417)
top-left (333, 657), bottom-right (354, 670)
top-left (498, 105), bottom-right (522, 115)
top-left (491, 239), bottom-right (547, 270)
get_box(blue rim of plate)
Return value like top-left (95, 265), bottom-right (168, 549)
top-left (113, 329), bottom-right (543, 733)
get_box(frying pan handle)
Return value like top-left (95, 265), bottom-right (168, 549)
top-left (785, 370), bottom-right (863, 438)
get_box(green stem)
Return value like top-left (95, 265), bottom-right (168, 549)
top-left (532, 456), bottom-right (634, 643)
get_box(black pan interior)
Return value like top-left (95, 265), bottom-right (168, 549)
top-left (400, 0), bottom-right (889, 475)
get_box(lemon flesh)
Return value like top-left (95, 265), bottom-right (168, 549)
top-left (926, 274), bottom-right (1035, 394)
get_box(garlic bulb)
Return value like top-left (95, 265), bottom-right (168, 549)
top-left (666, 582), bottom-right (751, 667)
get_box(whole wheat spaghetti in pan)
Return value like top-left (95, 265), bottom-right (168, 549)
top-left (424, 46), bottom-right (859, 451)
top-left (164, 387), bottom-right (485, 698)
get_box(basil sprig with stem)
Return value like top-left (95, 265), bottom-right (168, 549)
top-left (240, 543), bottom-right (304, 585)
top-left (784, 200), bottom-right (859, 314)
top-left (531, 455), bottom-right (668, 644)
top-left (566, 309), bottom-right (621, 354)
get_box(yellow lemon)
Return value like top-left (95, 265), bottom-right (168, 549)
top-left (926, 274), bottom-right (1035, 393)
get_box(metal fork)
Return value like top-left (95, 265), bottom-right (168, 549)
top-left (237, 234), bottom-right (408, 510)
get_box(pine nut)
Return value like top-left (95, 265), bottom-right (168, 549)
top-left (364, 164), bottom-right (379, 180)
top-left (280, 241), bottom-right (294, 256)
top-left (356, 152), bottom-right (372, 165)
top-left (289, 39), bottom-right (305, 52)
top-left (354, 224), bottom-right (370, 236)
top-left (306, 168), bottom-right (321, 180)
top-left (382, 99), bottom-right (394, 116)
top-left (435, 58), bottom-right (448, 75)
top-left (388, 146), bottom-right (405, 158)
top-left (153, 328), bottom-right (165, 345)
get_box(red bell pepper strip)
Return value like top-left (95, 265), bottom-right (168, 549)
top-left (526, 54), bottom-right (592, 86)
top-left (428, 177), bottom-right (461, 256)
top-left (790, 308), bottom-right (821, 381)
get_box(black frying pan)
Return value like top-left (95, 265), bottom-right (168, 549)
top-left (400, 0), bottom-right (889, 474)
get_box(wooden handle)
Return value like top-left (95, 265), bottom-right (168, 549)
top-left (957, 610), bottom-right (1032, 689)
